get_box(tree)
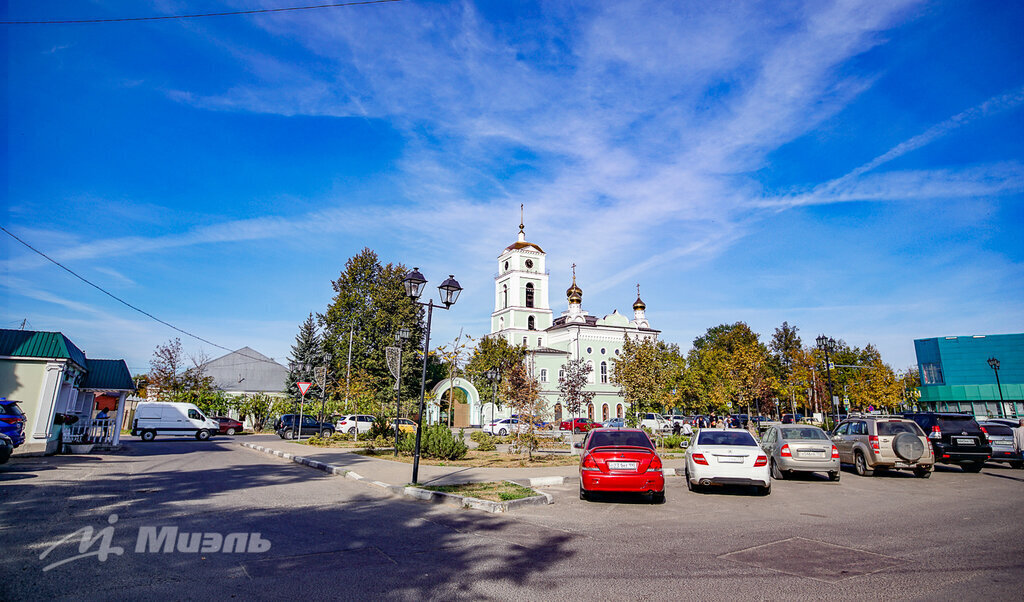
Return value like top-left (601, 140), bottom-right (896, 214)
top-left (502, 361), bottom-right (545, 461)
top-left (557, 358), bottom-right (595, 451)
top-left (611, 335), bottom-right (666, 426)
top-left (321, 249), bottom-right (437, 419)
top-left (464, 336), bottom-right (528, 414)
top-left (286, 313), bottom-right (327, 412)
top-left (147, 338), bottom-right (216, 404)
top-left (235, 393), bottom-right (278, 431)
top-left (680, 323), bottom-right (778, 418)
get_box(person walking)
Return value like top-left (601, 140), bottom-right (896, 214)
top-left (1014, 419), bottom-right (1024, 464)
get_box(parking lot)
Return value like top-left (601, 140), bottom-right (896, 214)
top-left (1, 438), bottom-right (1022, 600)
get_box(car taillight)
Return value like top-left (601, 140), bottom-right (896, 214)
top-left (691, 453), bottom-right (708, 465)
top-left (831, 445), bottom-right (839, 459)
top-left (780, 444), bottom-right (791, 457)
top-left (581, 454), bottom-right (599, 472)
top-left (869, 435), bottom-right (880, 452)
top-left (980, 426), bottom-right (988, 442)
top-left (754, 455), bottom-right (768, 467)
top-left (930, 425), bottom-right (941, 440)
top-left (648, 455), bottom-right (663, 472)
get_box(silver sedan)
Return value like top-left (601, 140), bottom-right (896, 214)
top-left (760, 424), bottom-right (840, 481)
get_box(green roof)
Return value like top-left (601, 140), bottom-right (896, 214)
top-left (82, 359), bottom-right (136, 391)
top-left (0, 329), bottom-right (88, 369)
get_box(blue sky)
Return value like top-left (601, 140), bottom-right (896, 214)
top-left (3, 0), bottom-right (1023, 375)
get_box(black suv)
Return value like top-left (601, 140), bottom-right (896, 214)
top-left (902, 413), bottom-right (992, 472)
top-left (275, 414), bottom-right (335, 440)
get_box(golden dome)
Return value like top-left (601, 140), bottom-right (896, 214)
top-left (633, 296), bottom-right (646, 311)
top-left (566, 267), bottom-right (582, 303)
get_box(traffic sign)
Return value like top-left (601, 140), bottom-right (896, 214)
top-left (297, 382), bottom-right (312, 395)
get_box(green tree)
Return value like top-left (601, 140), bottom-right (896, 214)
top-left (501, 361), bottom-right (545, 461)
top-left (286, 313), bottom-right (327, 410)
top-left (147, 338), bottom-right (218, 404)
top-left (681, 323), bottom-right (778, 417)
top-left (464, 336), bottom-right (528, 413)
top-left (557, 358), bottom-right (595, 449)
top-left (321, 248), bottom-right (427, 415)
top-left (611, 335), bottom-right (666, 426)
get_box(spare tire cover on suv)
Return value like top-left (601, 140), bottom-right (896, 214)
top-left (893, 432), bottom-right (924, 462)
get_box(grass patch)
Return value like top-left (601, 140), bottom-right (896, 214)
top-left (352, 449), bottom-right (581, 468)
top-left (421, 481), bottom-right (538, 502)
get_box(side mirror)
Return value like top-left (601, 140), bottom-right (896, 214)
top-left (573, 442), bottom-right (583, 449)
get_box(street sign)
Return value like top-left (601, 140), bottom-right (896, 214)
top-left (386, 347), bottom-right (401, 379)
top-left (314, 366), bottom-right (326, 390)
top-left (297, 382), bottom-right (312, 395)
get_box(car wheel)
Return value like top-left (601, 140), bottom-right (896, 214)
top-left (579, 484), bottom-right (588, 501)
top-left (651, 492), bottom-right (665, 504)
top-left (141, 430), bottom-right (155, 442)
top-left (322, 429), bottom-right (334, 437)
top-left (225, 427), bottom-right (236, 436)
top-left (196, 429), bottom-right (211, 441)
top-left (828, 470), bottom-right (840, 482)
top-left (962, 462), bottom-right (984, 473)
top-left (770, 458), bottom-right (784, 480)
top-left (757, 484), bottom-right (771, 496)
top-left (348, 428), bottom-right (357, 435)
top-left (854, 451), bottom-right (874, 477)
top-left (282, 428), bottom-right (293, 440)
top-left (499, 428), bottom-right (508, 436)
top-left (914, 466), bottom-right (932, 478)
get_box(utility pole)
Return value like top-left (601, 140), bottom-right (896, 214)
top-left (344, 324), bottom-right (353, 413)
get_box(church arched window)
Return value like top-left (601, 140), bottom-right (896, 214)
top-left (600, 361), bottom-right (608, 384)
top-left (502, 284), bottom-right (508, 309)
top-left (602, 404), bottom-right (609, 421)
top-left (525, 283), bottom-right (534, 308)
top-left (528, 316), bottom-right (536, 330)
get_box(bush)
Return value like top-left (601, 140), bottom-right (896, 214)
top-left (368, 416), bottom-right (393, 440)
top-left (510, 433), bottom-right (540, 455)
top-left (662, 435), bottom-right (689, 449)
top-left (469, 431), bottom-right (484, 443)
top-left (476, 434), bottom-right (497, 451)
top-left (420, 424), bottom-right (468, 460)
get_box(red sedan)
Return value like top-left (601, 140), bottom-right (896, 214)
top-left (575, 428), bottom-right (665, 503)
top-left (212, 416), bottom-right (244, 435)
top-left (560, 417), bottom-right (598, 433)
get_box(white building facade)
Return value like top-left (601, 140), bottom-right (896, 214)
top-left (484, 223), bottom-right (659, 424)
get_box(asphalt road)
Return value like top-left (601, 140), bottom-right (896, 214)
top-left (2, 437), bottom-right (1022, 600)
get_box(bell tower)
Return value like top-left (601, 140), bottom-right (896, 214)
top-left (491, 206), bottom-right (552, 347)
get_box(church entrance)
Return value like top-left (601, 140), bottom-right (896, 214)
top-left (554, 403), bottom-right (562, 423)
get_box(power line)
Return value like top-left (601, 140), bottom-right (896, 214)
top-left (0, 0), bottom-right (401, 25)
top-left (1, 225), bottom-right (282, 366)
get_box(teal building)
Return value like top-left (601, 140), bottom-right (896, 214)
top-left (914, 333), bottom-right (1024, 418)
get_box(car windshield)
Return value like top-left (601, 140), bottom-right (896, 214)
top-left (588, 431), bottom-right (653, 450)
top-left (780, 428), bottom-right (828, 440)
top-left (697, 431), bottom-right (757, 446)
top-left (877, 421), bottom-right (923, 436)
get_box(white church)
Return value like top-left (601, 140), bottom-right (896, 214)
top-left (481, 220), bottom-right (660, 424)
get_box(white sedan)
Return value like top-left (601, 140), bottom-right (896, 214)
top-left (482, 418), bottom-right (520, 436)
top-left (684, 428), bottom-right (771, 495)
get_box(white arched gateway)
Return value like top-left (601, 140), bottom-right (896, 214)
top-left (427, 377), bottom-right (483, 427)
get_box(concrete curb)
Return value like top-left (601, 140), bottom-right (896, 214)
top-left (239, 442), bottom-right (553, 514)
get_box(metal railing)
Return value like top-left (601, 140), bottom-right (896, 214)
top-left (62, 418), bottom-right (116, 446)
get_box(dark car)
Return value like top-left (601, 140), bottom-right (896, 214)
top-left (903, 412), bottom-right (992, 472)
top-left (0, 398), bottom-right (27, 447)
top-left (0, 433), bottom-right (13, 464)
top-left (979, 421), bottom-right (1022, 469)
top-left (275, 414), bottom-right (335, 439)
top-left (212, 416), bottom-right (244, 436)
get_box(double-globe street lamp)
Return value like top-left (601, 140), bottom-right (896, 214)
top-left (402, 268), bottom-right (463, 485)
top-left (816, 335), bottom-right (838, 426)
top-left (988, 357), bottom-right (1006, 418)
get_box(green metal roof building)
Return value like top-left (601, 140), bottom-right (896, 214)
top-left (915, 333), bottom-right (1023, 418)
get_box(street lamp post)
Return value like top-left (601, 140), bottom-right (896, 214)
top-left (394, 328), bottom-right (410, 456)
top-left (988, 357), bottom-right (1006, 418)
top-left (816, 335), bottom-right (838, 427)
top-left (403, 268), bottom-right (462, 485)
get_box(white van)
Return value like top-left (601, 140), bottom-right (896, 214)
top-left (132, 402), bottom-right (220, 441)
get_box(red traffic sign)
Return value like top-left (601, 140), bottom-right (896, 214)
top-left (297, 382), bottom-right (312, 395)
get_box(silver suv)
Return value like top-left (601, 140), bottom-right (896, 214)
top-left (831, 416), bottom-right (934, 478)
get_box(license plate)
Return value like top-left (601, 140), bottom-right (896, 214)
top-left (717, 456), bottom-right (744, 463)
top-left (955, 437), bottom-right (976, 446)
top-left (798, 450), bottom-right (825, 458)
top-left (608, 461), bottom-right (638, 470)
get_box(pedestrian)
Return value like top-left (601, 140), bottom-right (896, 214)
top-left (1014, 419), bottom-right (1024, 459)
top-left (672, 421), bottom-right (681, 437)
top-left (681, 421), bottom-right (693, 437)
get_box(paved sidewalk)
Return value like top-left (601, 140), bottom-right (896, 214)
top-left (240, 434), bottom-right (687, 487)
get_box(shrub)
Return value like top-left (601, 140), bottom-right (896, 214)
top-left (663, 435), bottom-right (684, 449)
top-left (469, 431), bottom-right (484, 443)
top-left (368, 416), bottom-right (393, 440)
top-left (420, 424), bottom-right (468, 460)
top-left (476, 434), bottom-right (497, 451)
top-left (510, 433), bottom-right (540, 456)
